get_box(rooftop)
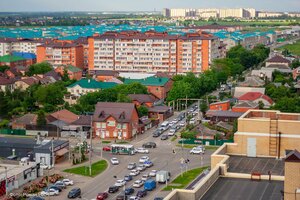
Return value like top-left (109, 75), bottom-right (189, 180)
top-left (0, 55), bottom-right (26, 63)
top-left (12, 52), bottom-right (36, 60)
top-left (124, 76), bottom-right (170, 86)
top-left (68, 79), bottom-right (118, 89)
top-left (266, 55), bottom-right (291, 64)
top-left (128, 94), bottom-right (157, 104)
top-left (200, 178), bottom-right (283, 200)
top-left (47, 109), bottom-right (78, 124)
top-left (238, 92), bottom-right (273, 104)
top-left (241, 110), bottom-right (300, 121)
top-left (66, 65), bottom-right (82, 73)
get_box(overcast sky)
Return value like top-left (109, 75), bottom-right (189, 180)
top-left (0, 0), bottom-right (299, 12)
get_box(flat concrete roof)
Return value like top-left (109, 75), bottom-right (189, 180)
top-left (0, 162), bottom-right (36, 181)
top-left (228, 156), bottom-right (284, 176)
top-left (200, 178), bottom-right (283, 200)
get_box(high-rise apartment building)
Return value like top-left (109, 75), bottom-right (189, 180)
top-left (37, 41), bottom-right (84, 68)
top-left (88, 31), bottom-right (222, 74)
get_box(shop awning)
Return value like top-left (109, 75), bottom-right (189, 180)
top-left (55, 148), bottom-right (68, 156)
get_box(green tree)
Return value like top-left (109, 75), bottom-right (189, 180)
top-left (137, 106), bottom-right (149, 117)
top-left (258, 101), bottom-right (265, 109)
top-left (200, 102), bottom-right (208, 113)
top-left (37, 110), bottom-right (47, 126)
top-left (26, 62), bottom-right (52, 76)
top-left (0, 65), bottom-right (9, 73)
top-left (166, 81), bottom-right (192, 102)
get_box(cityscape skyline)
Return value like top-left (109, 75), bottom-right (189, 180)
top-left (0, 0), bottom-right (299, 12)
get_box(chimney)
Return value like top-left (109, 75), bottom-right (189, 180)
top-left (36, 132), bottom-right (41, 145)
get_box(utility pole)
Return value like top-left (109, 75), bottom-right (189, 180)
top-left (185, 95), bottom-right (188, 128)
top-left (51, 138), bottom-right (55, 168)
top-left (4, 166), bottom-right (7, 196)
top-left (89, 115), bottom-right (93, 176)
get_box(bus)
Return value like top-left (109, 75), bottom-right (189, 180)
top-left (111, 144), bottom-right (135, 155)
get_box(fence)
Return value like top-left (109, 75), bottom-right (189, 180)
top-left (0, 129), bottom-right (26, 136)
top-left (178, 138), bottom-right (234, 146)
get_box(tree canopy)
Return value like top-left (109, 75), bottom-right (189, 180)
top-left (26, 62), bottom-right (53, 76)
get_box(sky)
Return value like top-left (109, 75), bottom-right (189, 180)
top-left (0, 0), bottom-right (299, 12)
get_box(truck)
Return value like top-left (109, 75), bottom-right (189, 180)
top-left (144, 179), bottom-right (156, 191)
top-left (156, 170), bottom-right (170, 183)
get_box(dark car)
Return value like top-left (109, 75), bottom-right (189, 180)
top-left (154, 198), bottom-right (164, 200)
top-left (68, 187), bottom-right (81, 199)
top-left (49, 185), bottom-right (62, 192)
top-left (125, 187), bottom-right (135, 195)
top-left (142, 142), bottom-right (156, 148)
top-left (161, 135), bottom-right (168, 140)
top-left (108, 186), bottom-right (119, 193)
top-left (137, 190), bottom-right (147, 198)
top-left (96, 192), bottom-right (109, 200)
top-left (124, 175), bottom-right (133, 182)
top-left (116, 194), bottom-right (128, 200)
top-left (152, 130), bottom-right (161, 138)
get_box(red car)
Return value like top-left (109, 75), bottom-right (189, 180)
top-left (102, 146), bottom-right (111, 152)
top-left (97, 192), bottom-right (108, 200)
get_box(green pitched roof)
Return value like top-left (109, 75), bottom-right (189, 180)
top-left (67, 65), bottom-right (82, 73)
top-left (124, 76), bottom-right (170, 86)
top-left (0, 55), bottom-right (26, 63)
top-left (67, 79), bottom-right (118, 89)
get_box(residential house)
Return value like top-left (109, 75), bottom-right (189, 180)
top-left (128, 94), bottom-right (158, 108)
top-left (205, 110), bottom-right (244, 122)
top-left (5, 68), bottom-right (22, 79)
top-left (238, 92), bottom-right (273, 108)
top-left (90, 70), bottom-right (120, 82)
top-left (148, 105), bottom-right (173, 123)
top-left (44, 70), bottom-right (62, 81)
top-left (209, 100), bottom-right (230, 111)
top-left (265, 55), bottom-right (291, 69)
top-left (47, 109), bottom-right (79, 125)
top-left (239, 76), bottom-right (265, 87)
top-left (233, 86), bottom-right (265, 98)
top-left (251, 67), bottom-right (274, 81)
top-left (124, 76), bottom-right (173, 99)
top-left (66, 78), bottom-right (118, 98)
top-left (70, 115), bottom-right (92, 132)
top-left (231, 101), bottom-right (259, 113)
top-left (14, 77), bottom-right (39, 90)
top-left (0, 55), bottom-right (27, 68)
top-left (12, 113), bottom-right (38, 129)
top-left (55, 65), bottom-right (82, 80)
top-left (12, 52), bottom-right (37, 66)
top-left (92, 102), bottom-right (139, 139)
top-left (0, 76), bottom-right (14, 91)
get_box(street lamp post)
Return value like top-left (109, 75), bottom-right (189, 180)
top-left (4, 166), bottom-right (7, 196)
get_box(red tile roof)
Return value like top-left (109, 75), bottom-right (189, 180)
top-left (266, 55), bottom-right (291, 64)
top-left (0, 76), bottom-right (14, 85)
top-left (48, 109), bottom-right (78, 124)
top-left (238, 92), bottom-right (273, 104)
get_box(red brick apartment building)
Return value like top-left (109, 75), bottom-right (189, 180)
top-left (37, 41), bottom-right (84, 69)
top-left (88, 30), bottom-right (222, 74)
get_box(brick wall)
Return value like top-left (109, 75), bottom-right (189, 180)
top-left (284, 162), bottom-right (300, 200)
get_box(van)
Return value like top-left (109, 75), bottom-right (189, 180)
top-left (20, 157), bottom-right (30, 165)
top-left (156, 170), bottom-right (170, 183)
top-left (144, 179), bottom-right (156, 191)
top-left (160, 121), bottom-right (169, 128)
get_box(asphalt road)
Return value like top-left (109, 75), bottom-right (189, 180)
top-left (57, 111), bottom-right (212, 200)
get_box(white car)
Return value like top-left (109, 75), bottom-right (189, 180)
top-left (179, 121), bottom-right (185, 127)
top-left (149, 170), bottom-right (157, 177)
top-left (189, 118), bottom-right (196, 125)
top-left (135, 147), bottom-right (149, 154)
top-left (168, 129), bottom-right (176, 136)
top-left (141, 174), bottom-right (149, 181)
top-left (133, 180), bottom-right (144, 188)
top-left (190, 147), bottom-right (204, 154)
top-left (40, 188), bottom-right (59, 196)
top-left (139, 156), bottom-right (149, 163)
top-left (130, 169), bottom-right (140, 176)
top-left (172, 119), bottom-right (179, 124)
top-left (137, 164), bottom-right (146, 171)
top-left (129, 196), bottom-right (140, 200)
top-left (114, 179), bottom-right (126, 187)
top-left (62, 179), bottom-right (74, 186)
top-left (111, 157), bottom-right (119, 165)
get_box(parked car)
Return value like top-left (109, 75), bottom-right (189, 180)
top-left (190, 147), bottom-right (204, 154)
top-left (161, 135), bottom-right (168, 140)
top-left (143, 161), bottom-right (153, 168)
top-left (54, 181), bottom-right (66, 189)
top-left (62, 179), bottom-right (74, 186)
top-left (124, 175), bottom-right (133, 182)
top-left (139, 156), bottom-right (149, 163)
top-left (168, 128), bottom-right (176, 136)
top-left (142, 142), bottom-right (156, 148)
top-left (41, 188), bottom-right (59, 196)
top-left (102, 146), bottom-right (111, 151)
top-left (149, 170), bottom-right (157, 177)
top-left (67, 187), bottom-right (81, 199)
top-left (116, 195), bottom-right (128, 200)
top-left (179, 121), bottom-right (185, 127)
top-left (130, 169), bottom-right (140, 176)
top-left (137, 190), bottom-right (147, 198)
top-left (114, 179), bottom-right (126, 187)
top-left (48, 185), bottom-right (62, 192)
top-left (154, 198), bottom-right (164, 200)
top-left (111, 158), bottom-right (119, 165)
top-left (108, 186), bottom-right (119, 193)
top-left (125, 188), bottom-right (135, 195)
top-left (172, 118), bottom-right (179, 124)
top-left (127, 163), bottom-right (136, 170)
top-left (129, 196), bottom-right (140, 200)
top-left (189, 118), bottom-right (196, 125)
top-left (96, 192), bottom-right (108, 200)
top-left (152, 130), bottom-right (162, 137)
top-left (28, 197), bottom-right (45, 200)
top-left (135, 147), bottom-right (149, 154)
top-left (141, 174), bottom-right (149, 181)
top-left (133, 180), bottom-right (144, 188)
top-left (196, 145), bottom-right (205, 152)
top-left (137, 164), bottom-right (146, 171)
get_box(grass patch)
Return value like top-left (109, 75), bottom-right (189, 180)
top-left (102, 140), bottom-right (111, 144)
top-left (116, 141), bottom-right (128, 144)
top-left (163, 167), bottom-right (208, 191)
top-left (171, 136), bottom-right (177, 142)
top-left (277, 39), bottom-right (300, 56)
top-left (64, 160), bottom-right (108, 177)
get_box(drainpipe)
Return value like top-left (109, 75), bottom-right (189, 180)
top-left (277, 132), bottom-right (281, 159)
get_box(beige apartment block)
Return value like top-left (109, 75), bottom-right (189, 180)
top-left (231, 110), bottom-right (300, 158)
top-left (284, 151), bottom-right (300, 200)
